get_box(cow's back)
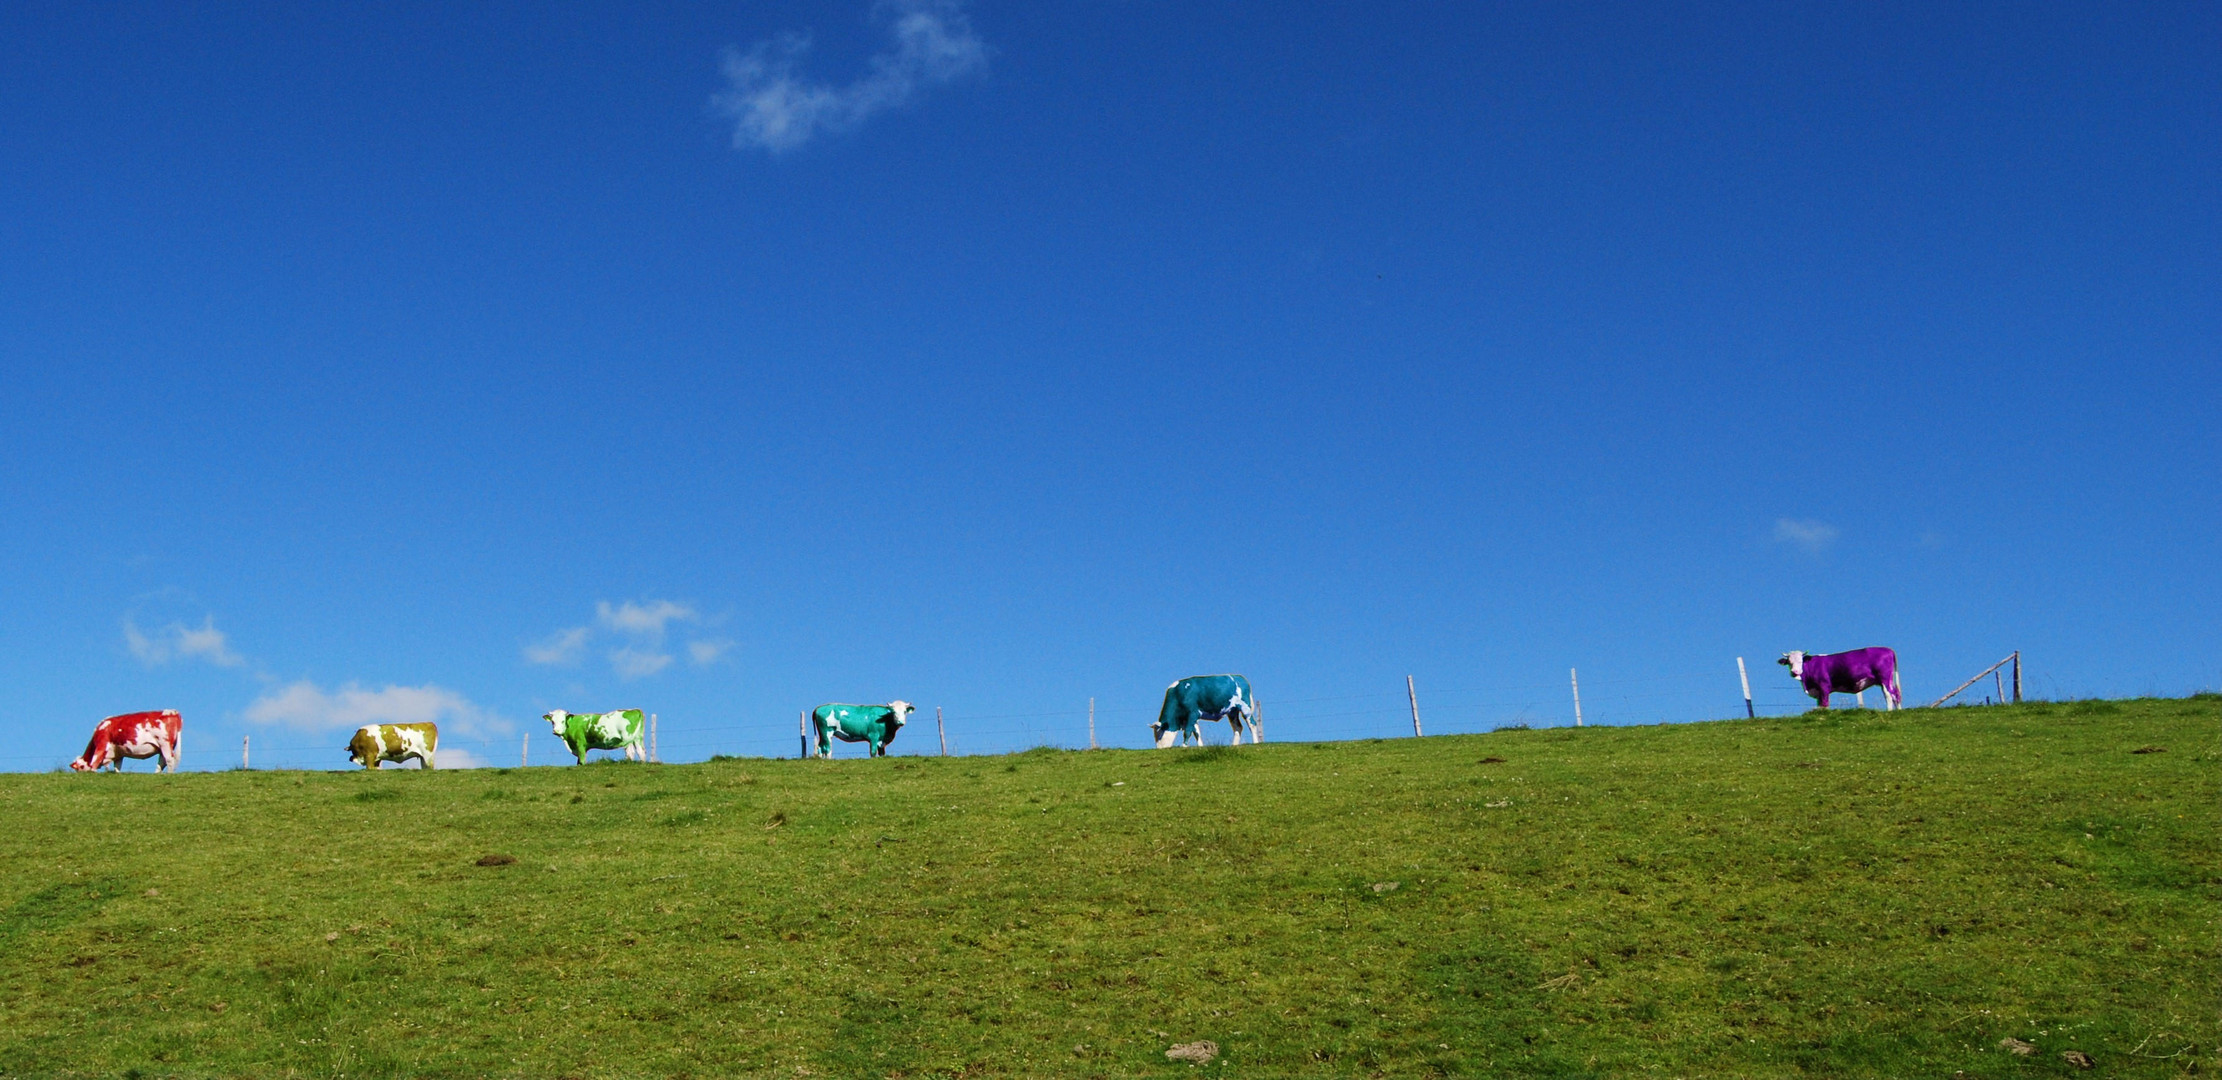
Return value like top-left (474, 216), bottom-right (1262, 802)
top-left (1162, 674), bottom-right (1251, 726)
top-left (815, 704), bottom-right (892, 736)
top-left (570, 709), bottom-right (644, 749)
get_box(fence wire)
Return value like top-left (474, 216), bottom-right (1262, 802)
top-left (12, 668), bottom-right (1999, 771)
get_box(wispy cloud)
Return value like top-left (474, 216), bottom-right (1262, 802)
top-left (1773, 518), bottom-right (1841, 555)
top-left (597, 600), bottom-right (698, 639)
top-left (713, 0), bottom-right (987, 153)
top-left (124, 615), bottom-right (245, 668)
top-left (609, 647), bottom-right (674, 680)
top-left (245, 681), bottom-right (507, 738)
top-left (688, 639), bottom-right (736, 666)
top-left (523, 626), bottom-right (590, 666)
top-left (530, 599), bottom-right (715, 679)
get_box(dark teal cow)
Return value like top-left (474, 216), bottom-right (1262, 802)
top-left (811, 701), bottom-right (913, 758)
top-left (543, 708), bottom-right (647, 764)
top-left (1153, 674), bottom-right (1259, 748)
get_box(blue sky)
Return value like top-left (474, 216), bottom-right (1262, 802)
top-left (2, 2), bottom-right (2215, 769)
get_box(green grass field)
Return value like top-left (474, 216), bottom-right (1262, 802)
top-left (2, 697), bottom-right (2213, 1079)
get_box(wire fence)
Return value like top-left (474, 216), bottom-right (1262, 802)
top-left (8, 662), bottom-right (2040, 772)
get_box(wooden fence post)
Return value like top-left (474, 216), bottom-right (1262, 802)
top-left (2011, 651), bottom-right (2022, 703)
top-left (522, 732), bottom-right (529, 768)
top-left (650, 713), bottom-right (658, 763)
top-left (1571, 668), bottom-right (1584, 727)
top-left (1088, 697), bottom-right (1097, 750)
top-left (242, 735), bottom-right (250, 770)
top-left (1737, 657), bottom-right (1754, 718)
top-left (1407, 675), bottom-right (1422, 737)
top-left (799, 709), bottom-right (809, 759)
top-left (1923, 653), bottom-right (2019, 709)
top-left (937, 706), bottom-right (948, 757)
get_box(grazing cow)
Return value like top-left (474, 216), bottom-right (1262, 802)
top-left (70, 710), bottom-right (182, 773)
top-left (544, 709), bottom-right (647, 764)
top-left (811, 701), bottom-right (913, 758)
top-left (1779, 648), bottom-right (1902, 710)
top-left (346, 723), bottom-right (438, 769)
top-left (1152, 675), bottom-right (1259, 748)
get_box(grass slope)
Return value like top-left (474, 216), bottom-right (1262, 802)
top-left (1, 698), bottom-right (2214, 1079)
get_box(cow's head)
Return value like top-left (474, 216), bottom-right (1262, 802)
top-left (1778, 651), bottom-right (1807, 678)
top-left (1150, 721), bottom-right (1178, 749)
top-left (346, 727), bottom-right (377, 767)
top-left (68, 755), bottom-right (97, 772)
top-left (542, 710), bottom-right (571, 734)
top-left (885, 701), bottom-right (915, 728)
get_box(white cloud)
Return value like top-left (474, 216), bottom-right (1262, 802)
top-left (609, 647), bottom-right (674, 680)
top-left (245, 681), bottom-right (507, 738)
top-left (1773, 518), bottom-right (1841, 555)
top-left (532, 599), bottom-right (713, 679)
top-left (597, 600), bottom-right (698, 639)
top-left (523, 626), bottom-right (590, 666)
top-left (124, 616), bottom-right (245, 668)
top-left (434, 745), bottom-right (490, 770)
top-left (713, 0), bottom-right (987, 153)
top-left (688, 639), bottom-right (736, 666)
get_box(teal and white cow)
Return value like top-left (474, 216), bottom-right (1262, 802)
top-left (1153, 674), bottom-right (1259, 748)
top-left (543, 709), bottom-right (647, 764)
top-left (810, 701), bottom-right (913, 758)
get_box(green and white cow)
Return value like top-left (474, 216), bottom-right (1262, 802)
top-left (544, 709), bottom-right (647, 764)
top-left (810, 701), bottom-right (913, 758)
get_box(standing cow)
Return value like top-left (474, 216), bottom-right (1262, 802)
top-left (1152, 675), bottom-right (1259, 748)
top-left (811, 701), bottom-right (913, 758)
top-left (70, 710), bottom-right (182, 773)
top-left (1779, 648), bottom-right (1902, 710)
top-left (346, 723), bottom-right (438, 769)
top-left (544, 709), bottom-right (647, 764)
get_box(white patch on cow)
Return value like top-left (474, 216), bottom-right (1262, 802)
top-left (112, 721), bottom-right (176, 770)
top-left (1779, 651), bottom-right (1806, 679)
top-left (544, 710), bottom-right (571, 735)
top-left (396, 725), bottom-right (435, 768)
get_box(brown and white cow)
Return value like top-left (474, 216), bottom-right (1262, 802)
top-left (70, 710), bottom-right (182, 772)
top-left (346, 723), bottom-right (438, 769)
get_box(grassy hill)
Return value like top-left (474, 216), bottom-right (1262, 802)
top-left (1, 697), bottom-right (2212, 1079)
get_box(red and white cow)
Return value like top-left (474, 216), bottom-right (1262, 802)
top-left (70, 710), bottom-right (182, 772)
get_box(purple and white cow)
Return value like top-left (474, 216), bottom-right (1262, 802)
top-left (1779, 648), bottom-right (1901, 710)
